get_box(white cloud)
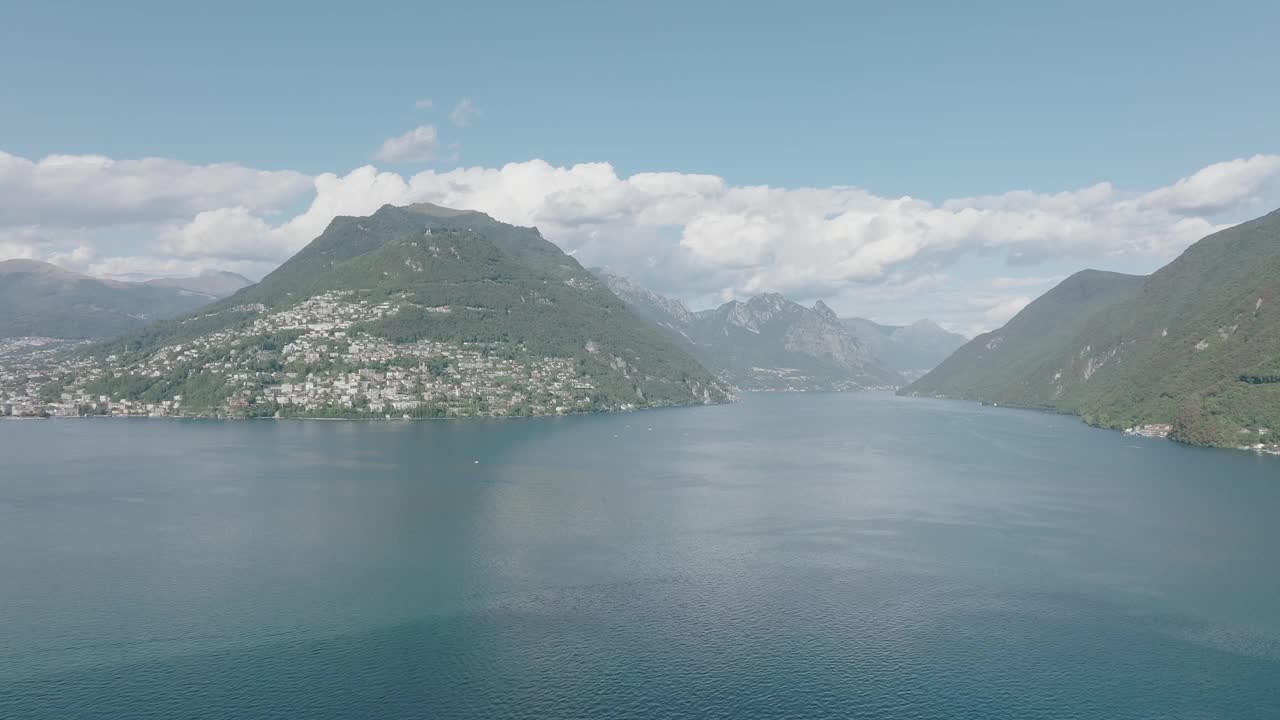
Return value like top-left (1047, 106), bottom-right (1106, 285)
top-left (157, 165), bottom-right (415, 264)
top-left (338, 155), bottom-right (1274, 303)
top-left (374, 126), bottom-right (439, 163)
top-left (158, 207), bottom-right (281, 261)
top-left (1133, 154), bottom-right (1280, 214)
top-left (149, 154), bottom-right (1275, 311)
top-left (983, 295), bottom-right (1034, 328)
top-left (450, 98), bottom-right (479, 127)
top-left (414, 98), bottom-right (434, 109)
top-left (0, 151), bottom-right (310, 227)
top-left (2, 148), bottom-right (1278, 331)
top-left (0, 225), bottom-right (96, 271)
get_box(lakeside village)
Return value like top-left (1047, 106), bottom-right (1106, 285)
top-left (1123, 422), bottom-right (1278, 456)
top-left (0, 292), bottom-right (628, 420)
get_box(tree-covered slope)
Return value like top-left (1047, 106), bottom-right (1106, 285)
top-left (0, 260), bottom-right (219, 339)
top-left (1048, 208), bottom-right (1280, 443)
top-left (904, 270), bottom-right (1146, 403)
top-left (905, 207), bottom-right (1280, 449)
top-left (89, 204), bottom-right (730, 413)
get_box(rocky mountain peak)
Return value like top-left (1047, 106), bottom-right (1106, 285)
top-left (592, 269), bottom-right (905, 390)
top-left (812, 300), bottom-right (838, 322)
top-left (745, 292), bottom-right (787, 309)
top-left (595, 269), bottom-right (695, 327)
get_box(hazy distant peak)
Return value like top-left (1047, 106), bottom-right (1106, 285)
top-left (0, 259), bottom-right (224, 339)
top-left (897, 319), bottom-right (960, 338)
top-left (907, 318), bottom-right (943, 331)
top-left (838, 315), bottom-right (968, 375)
top-left (0, 258), bottom-right (81, 277)
top-left (198, 269), bottom-right (252, 282)
top-left (144, 270), bottom-right (253, 298)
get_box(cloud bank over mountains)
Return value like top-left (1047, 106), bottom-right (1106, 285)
top-left (1, 149), bottom-right (1276, 332)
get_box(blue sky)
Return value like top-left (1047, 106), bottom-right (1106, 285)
top-left (2, 1), bottom-right (1278, 333)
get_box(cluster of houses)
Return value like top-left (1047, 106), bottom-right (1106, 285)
top-left (0, 337), bottom-right (93, 417)
top-left (2, 292), bottom-right (604, 419)
top-left (1123, 424), bottom-right (1173, 438)
top-left (249, 348), bottom-right (592, 417)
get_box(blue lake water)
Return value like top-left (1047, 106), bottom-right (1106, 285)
top-left (2, 392), bottom-right (1278, 719)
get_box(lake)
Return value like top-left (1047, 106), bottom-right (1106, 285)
top-left (2, 392), bottom-right (1278, 719)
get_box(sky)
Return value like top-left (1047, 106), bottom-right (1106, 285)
top-left (2, 0), bottom-right (1278, 336)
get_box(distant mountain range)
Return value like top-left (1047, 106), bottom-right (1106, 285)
top-left (36, 203), bottom-right (729, 418)
top-left (905, 207), bottom-right (1280, 450)
top-left (143, 270), bottom-right (253, 299)
top-left (595, 271), bottom-right (960, 390)
top-left (839, 317), bottom-right (966, 379)
top-left (0, 260), bottom-right (249, 339)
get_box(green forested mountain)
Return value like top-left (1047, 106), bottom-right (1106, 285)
top-left (904, 269), bottom-right (1146, 402)
top-left (904, 208), bottom-right (1280, 449)
top-left (0, 259), bottom-right (221, 339)
top-left (83, 204), bottom-right (730, 415)
top-left (596, 270), bottom-right (901, 390)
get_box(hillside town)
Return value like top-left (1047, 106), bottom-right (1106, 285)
top-left (0, 292), bottom-right (617, 419)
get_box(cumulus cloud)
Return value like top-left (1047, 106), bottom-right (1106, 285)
top-left (0, 151), bottom-right (311, 227)
top-left (158, 207), bottom-right (281, 261)
top-left (2, 148), bottom-right (1278, 331)
top-left (317, 155), bottom-right (1273, 302)
top-left (449, 98), bottom-right (479, 127)
top-left (374, 126), bottom-right (439, 163)
top-left (1133, 154), bottom-right (1280, 214)
top-left (982, 295), bottom-right (1034, 328)
top-left (149, 153), bottom-right (1280, 311)
top-left (0, 225), bottom-right (97, 272)
top-left (157, 166), bottom-right (415, 264)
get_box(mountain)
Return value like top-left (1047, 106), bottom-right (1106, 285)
top-left (0, 259), bottom-right (222, 339)
top-left (144, 270), bottom-right (253, 298)
top-left (904, 269), bottom-right (1146, 401)
top-left (596, 271), bottom-right (696, 336)
top-left (905, 207), bottom-right (1280, 450)
top-left (50, 204), bottom-right (729, 418)
top-left (597, 270), bottom-right (901, 390)
top-left (841, 317), bottom-right (967, 378)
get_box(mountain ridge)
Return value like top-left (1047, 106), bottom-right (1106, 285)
top-left (143, 270), bottom-right (253, 298)
top-left (0, 260), bottom-right (228, 339)
top-left (904, 208), bottom-right (1280, 450)
top-left (839, 316), bottom-right (967, 378)
top-left (596, 270), bottom-right (902, 391)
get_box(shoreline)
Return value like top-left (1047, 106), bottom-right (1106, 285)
top-left (899, 393), bottom-right (1280, 458)
top-left (0, 398), bottom-right (735, 424)
top-left (13, 393), bottom-right (1279, 458)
